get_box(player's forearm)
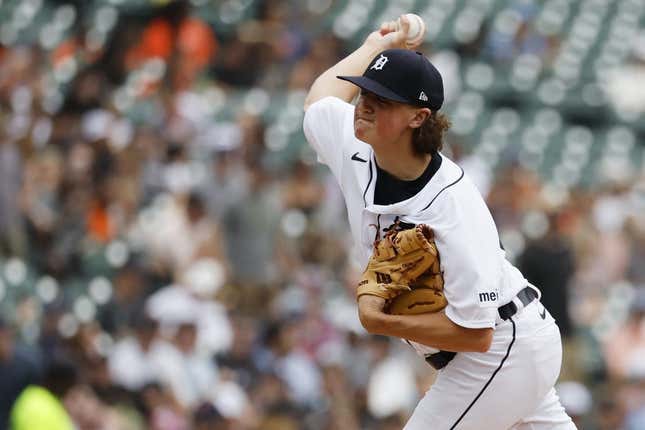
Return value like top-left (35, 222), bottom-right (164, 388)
top-left (304, 16), bottom-right (412, 111)
top-left (304, 42), bottom-right (383, 110)
top-left (361, 303), bottom-right (493, 352)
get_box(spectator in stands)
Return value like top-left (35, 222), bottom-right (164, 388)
top-left (603, 289), bottom-right (645, 380)
top-left (108, 314), bottom-right (161, 391)
top-left (223, 166), bottom-right (282, 286)
top-left (595, 394), bottom-right (626, 430)
top-left (192, 402), bottom-right (231, 430)
top-left (0, 317), bottom-right (43, 428)
top-left (518, 211), bottom-right (575, 337)
top-left (258, 318), bottom-right (322, 408)
top-left (10, 355), bottom-right (76, 430)
top-left (0, 133), bottom-right (24, 256)
top-left (140, 382), bottom-right (190, 430)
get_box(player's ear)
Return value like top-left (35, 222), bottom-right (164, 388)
top-left (409, 108), bottom-right (431, 129)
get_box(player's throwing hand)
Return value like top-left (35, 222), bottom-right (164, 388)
top-left (366, 14), bottom-right (422, 50)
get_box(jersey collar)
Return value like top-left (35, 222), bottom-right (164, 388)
top-left (362, 152), bottom-right (464, 215)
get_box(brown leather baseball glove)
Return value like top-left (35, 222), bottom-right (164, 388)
top-left (357, 223), bottom-right (447, 315)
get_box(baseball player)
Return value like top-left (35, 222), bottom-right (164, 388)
top-left (302, 16), bottom-right (576, 430)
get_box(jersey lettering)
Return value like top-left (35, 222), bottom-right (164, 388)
top-left (477, 290), bottom-right (500, 308)
top-left (478, 291), bottom-right (497, 302)
top-left (375, 272), bottom-right (392, 284)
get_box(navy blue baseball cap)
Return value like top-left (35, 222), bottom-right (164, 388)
top-left (338, 49), bottom-right (444, 111)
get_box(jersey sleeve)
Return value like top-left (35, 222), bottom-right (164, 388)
top-left (432, 185), bottom-right (504, 329)
top-left (303, 96), bottom-right (355, 181)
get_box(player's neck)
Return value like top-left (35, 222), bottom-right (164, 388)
top-left (374, 148), bottom-right (432, 181)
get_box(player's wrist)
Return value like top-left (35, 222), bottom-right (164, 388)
top-left (361, 35), bottom-right (392, 55)
top-left (364, 20), bottom-right (409, 49)
top-left (364, 14), bottom-right (425, 51)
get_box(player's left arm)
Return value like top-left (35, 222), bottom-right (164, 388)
top-left (358, 295), bottom-right (494, 353)
top-left (304, 16), bottom-right (411, 110)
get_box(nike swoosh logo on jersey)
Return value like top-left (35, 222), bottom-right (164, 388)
top-left (351, 152), bottom-right (367, 163)
top-left (539, 307), bottom-right (546, 319)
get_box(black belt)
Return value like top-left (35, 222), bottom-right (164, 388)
top-left (425, 287), bottom-right (538, 370)
top-left (497, 286), bottom-right (538, 321)
top-left (425, 350), bottom-right (456, 369)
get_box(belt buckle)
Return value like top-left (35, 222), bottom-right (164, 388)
top-left (499, 300), bottom-right (518, 321)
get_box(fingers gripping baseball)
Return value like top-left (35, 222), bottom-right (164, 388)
top-left (368, 19), bottom-right (406, 49)
top-left (375, 14), bottom-right (426, 49)
top-left (369, 13), bottom-right (425, 50)
top-left (379, 20), bottom-right (398, 35)
top-left (397, 14), bottom-right (426, 48)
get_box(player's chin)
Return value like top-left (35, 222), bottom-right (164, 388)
top-left (354, 121), bottom-right (372, 141)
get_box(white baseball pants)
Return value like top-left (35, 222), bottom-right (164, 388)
top-left (404, 300), bottom-right (576, 430)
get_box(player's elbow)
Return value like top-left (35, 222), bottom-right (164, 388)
top-left (358, 308), bottom-right (384, 334)
top-left (473, 328), bottom-right (494, 352)
top-left (358, 310), bottom-right (377, 333)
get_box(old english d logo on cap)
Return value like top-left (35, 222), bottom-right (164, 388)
top-left (370, 54), bottom-right (389, 71)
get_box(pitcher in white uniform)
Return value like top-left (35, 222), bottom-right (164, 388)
top-left (302, 15), bottom-right (576, 430)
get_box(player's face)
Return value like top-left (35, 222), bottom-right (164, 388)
top-left (354, 91), bottom-right (419, 148)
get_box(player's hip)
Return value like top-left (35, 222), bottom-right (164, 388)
top-left (407, 305), bottom-right (565, 429)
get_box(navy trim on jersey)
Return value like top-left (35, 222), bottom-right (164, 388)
top-left (449, 318), bottom-right (516, 429)
top-left (362, 159), bottom-right (374, 207)
top-left (373, 151), bottom-right (442, 206)
top-left (421, 167), bottom-right (465, 211)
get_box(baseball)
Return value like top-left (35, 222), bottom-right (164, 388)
top-left (397, 13), bottom-right (426, 47)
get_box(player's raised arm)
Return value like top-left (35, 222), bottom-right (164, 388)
top-left (303, 15), bottom-right (415, 110)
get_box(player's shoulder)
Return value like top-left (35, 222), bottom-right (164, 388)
top-left (415, 154), bottom-right (481, 212)
top-left (422, 154), bottom-right (464, 197)
top-left (303, 96), bottom-right (354, 134)
top-left (434, 155), bottom-right (464, 184)
top-left (304, 96), bottom-right (354, 114)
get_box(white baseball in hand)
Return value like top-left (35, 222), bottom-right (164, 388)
top-left (397, 13), bottom-right (426, 48)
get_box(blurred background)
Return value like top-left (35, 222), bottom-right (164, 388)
top-left (0, 0), bottom-right (643, 429)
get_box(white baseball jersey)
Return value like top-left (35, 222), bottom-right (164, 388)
top-left (303, 97), bottom-right (576, 429)
top-left (304, 96), bottom-right (528, 331)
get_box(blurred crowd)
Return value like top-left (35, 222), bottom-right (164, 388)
top-left (0, 1), bottom-right (644, 429)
